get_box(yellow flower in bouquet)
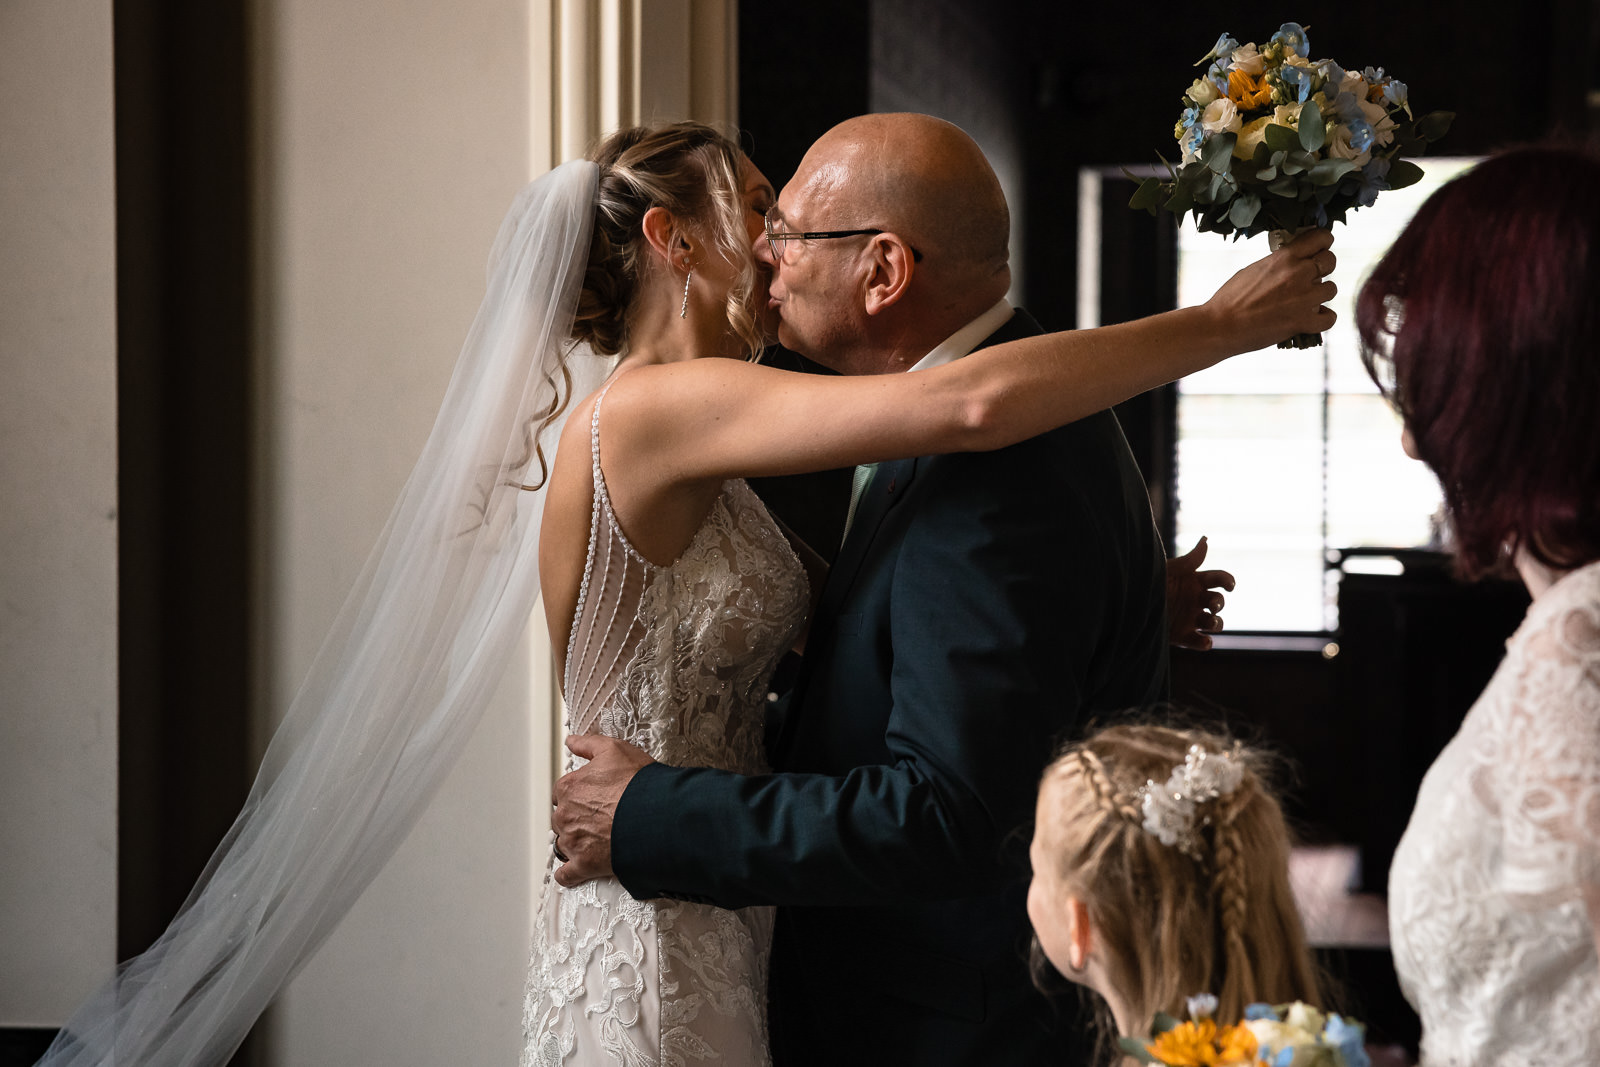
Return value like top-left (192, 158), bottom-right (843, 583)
top-left (1123, 995), bottom-right (1367, 1067)
top-left (1146, 1018), bottom-right (1259, 1066)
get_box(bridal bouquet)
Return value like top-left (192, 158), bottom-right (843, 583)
top-left (1122, 994), bottom-right (1371, 1067)
top-left (1128, 22), bottom-right (1452, 346)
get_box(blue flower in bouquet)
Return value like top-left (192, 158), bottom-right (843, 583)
top-left (1356, 157), bottom-right (1392, 206)
top-left (1318, 58), bottom-right (1346, 88)
top-left (1272, 22), bottom-right (1310, 57)
top-left (1244, 1003), bottom-right (1278, 1021)
top-left (1325, 1014), bottom-right (1371, 1067)
top-left (1347, 117), bottom-right (1375, 153)
top-left (1363, 65), bottom-right (1386, 83)
top-left (1280, 65), bottom-right (1314, 102)
top-left (1180, 105), bottom-right (1200, 129)
top-left (1205, 33), bottom-right (1240, 64)
top-left (1383, 79), bottom-right (1410, 113)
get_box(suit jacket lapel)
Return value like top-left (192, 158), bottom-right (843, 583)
top-left (806, 310), bottom-right (1044, 627)
top-left (813, 456), bottom-right (918, 626)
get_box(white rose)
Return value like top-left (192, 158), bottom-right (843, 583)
top-left (1188, 76), bottom-right (1221, 107)
top-left (1357, 96), bottom-right (1397, 145)
top-left (1326, 125), bottom-right (1372, 166)
top-left (1284, 1002), bottom-right (1327, 1035)
top-left (1230, 43), bottom-right (1265, 75)
top-left (1244, 1019), bottom-right (1294, 1053)
top-left (1201, 97), bottom-right (1242, 137)
top-left (1339, 72), bottom-right (1367, 99)
top-left (1234, 115), bottom-right (1273, 159)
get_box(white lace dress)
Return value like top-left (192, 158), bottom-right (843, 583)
top-left (520, 386), bottom-right (809, 1066)
top-left (1389, 560), bottom-right (1600, 1065)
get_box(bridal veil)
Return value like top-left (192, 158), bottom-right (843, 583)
top-left (39, 160), bottom-right (610, 1066)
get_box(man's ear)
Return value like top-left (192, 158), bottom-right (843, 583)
top-left (862, 234), bottom-right (917, 316)
top-left (641, 206), bottom-right (694, 269)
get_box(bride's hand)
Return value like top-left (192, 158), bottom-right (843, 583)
top-left (1203, 228), bottom-right (1338, 351)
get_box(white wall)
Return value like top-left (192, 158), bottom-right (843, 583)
top-left (0, 0), bottom-right (733, 1056)
top-left (251, 2), bottom-right (734, 1062)
top-left (0, 0), bottom-right (120, 1026)
top-left (250, 1), bottom-right (552, 1062)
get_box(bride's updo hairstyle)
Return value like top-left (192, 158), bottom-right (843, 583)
top-left (520, 122), bottom-right (761, 490)
top-left (1033, 723), bottom-right (1321, 1034)
top-left (575, 122), bottom-right (763, 359)
top-left (1357, 143), bottom-right (1600, 579)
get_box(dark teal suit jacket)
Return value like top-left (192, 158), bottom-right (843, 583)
top-left (612, 309), bottom-right (1169, 1064)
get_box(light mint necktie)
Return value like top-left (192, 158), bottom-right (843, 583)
top-left (841, 462), bottom-right (878, 547)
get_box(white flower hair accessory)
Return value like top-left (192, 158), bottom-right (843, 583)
top-left (1137, 744), bottom-right (1245, 859)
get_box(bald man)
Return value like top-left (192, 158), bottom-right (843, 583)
top-left (554, 114), bottom-right (1168, 1063)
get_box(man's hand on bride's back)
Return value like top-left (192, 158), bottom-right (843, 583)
top-left (551, 734), bottom-right (656, 887)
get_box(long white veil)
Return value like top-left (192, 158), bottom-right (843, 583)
top-left (38, 159), bottom-right (612, 1067)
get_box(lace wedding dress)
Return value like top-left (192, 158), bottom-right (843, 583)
top-left (1389, 560), bottom-right (1600, 1065)
top-left (520, 385), bottom-right (809, 1066)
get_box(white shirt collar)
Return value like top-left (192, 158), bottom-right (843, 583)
top-left (907, 299), bottom-right (1014, 373)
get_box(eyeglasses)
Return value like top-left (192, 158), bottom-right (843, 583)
top-left (763, 207), bottom-right (923, 263)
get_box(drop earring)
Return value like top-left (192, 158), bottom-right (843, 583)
top-left (680, 267), bottom-right (693, 318)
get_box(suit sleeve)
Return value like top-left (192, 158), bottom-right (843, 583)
top-left (612, 432), bottom-right (1146, 909)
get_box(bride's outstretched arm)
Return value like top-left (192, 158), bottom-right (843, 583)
top-left (603, 230), bottom-right (1334, 487)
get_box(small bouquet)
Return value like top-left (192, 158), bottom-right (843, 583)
top-left (1128, 22), bottom-right (1452, 347)
top-left (1121, 994), bottom-right (1371, 1067)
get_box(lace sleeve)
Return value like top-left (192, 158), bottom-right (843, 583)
top-left (1489, 594), bottom-right (1600, 906)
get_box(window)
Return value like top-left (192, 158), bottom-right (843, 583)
top-left (1082, 158), bottom-right (1477, 633)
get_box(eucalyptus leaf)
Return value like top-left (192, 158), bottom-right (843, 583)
top-left (1164, 183), bottom-right (1195, 214)
top-left (1115, 1037), bottom-right (1159, 1064)
top-left (1308, 157), bottom-right (1358, 187)
top-left (1387, 157), bottom-right (1425, 190)
top-left (1418, 110), bottom-right (1455, 142)
top-left (1263, 123), bottom-right (1301, 153)
top-left (1391, 133), bottom-right (1425, 157)
top-left (1129, 177), bottom-right (1163, 211)
top-left (1256, 166), bottom-right (1278, 181)
top-left (1202, 132), bottom-right (1237, 174)
top-left (1267, 175), bottom-right (1299, 197)
top-left (1229, 194), bottom-right (1261, 229)
top-left (1151, 1011), bottom-right (1181, 1035)
top-left (1251, 141), bottom-right (1274, 167)
top-left (1298, 99), bottom-right (1325, 152)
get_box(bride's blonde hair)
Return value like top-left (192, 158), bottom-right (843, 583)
top-left (520, 121), bottom-right (763, 490)
top-left (1034, 723), bottom-right (1323, 1040)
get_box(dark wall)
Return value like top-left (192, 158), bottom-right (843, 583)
top-left (111, 6), bottom-right (257, 1066)
top-left (737, 1), bottom-right (1600, 843)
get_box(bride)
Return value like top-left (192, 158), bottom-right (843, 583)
top-left (37, 120), bottom-right (1333, 1067)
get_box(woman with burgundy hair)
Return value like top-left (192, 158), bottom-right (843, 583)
top-left (1360, 143), bottom-right (1600, 1065)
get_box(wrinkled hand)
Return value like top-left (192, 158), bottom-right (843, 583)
top-left (1206, 228), bottom-right (1338, 351)
top-left (1166, 536), bottom-right (1235, 651)
top-left (550, 734), bottom-right (655, 888)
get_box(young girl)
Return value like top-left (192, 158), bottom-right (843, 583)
top-left (1027, 723), bottom-right (1323, 1052)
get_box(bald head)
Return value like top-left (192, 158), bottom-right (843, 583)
top-left (796, 113), bottom-right (1011, 297)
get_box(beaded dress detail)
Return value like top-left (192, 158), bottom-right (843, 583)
top-left (1389, 560), bottom-right (1600, 1065)
top-left (520, 382), bottom-right (808, 1065)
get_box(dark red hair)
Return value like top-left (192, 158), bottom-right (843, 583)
top-left (1357, 144), bottom-right (1600, 579)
